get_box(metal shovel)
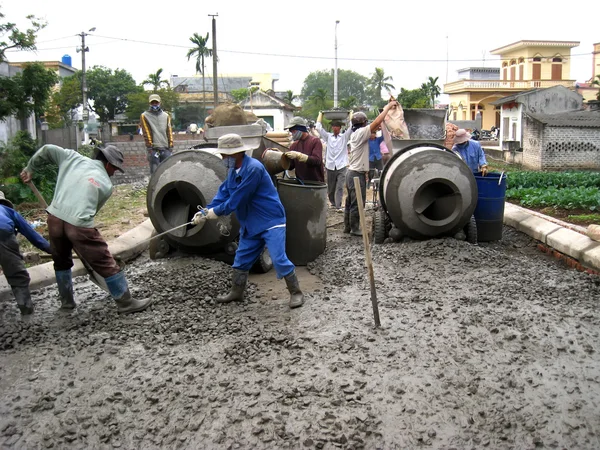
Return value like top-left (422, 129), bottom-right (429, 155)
top-left (26, 181), bottom-right (110, 293)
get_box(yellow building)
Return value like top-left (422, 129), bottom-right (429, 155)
top-left (444, 40), bottom-right (580, 130)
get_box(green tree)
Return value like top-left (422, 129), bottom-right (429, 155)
top-left (421, 76), bottom-right (441, 107)
top-left (186, 32), bottom-right (213, 111)
top-left (300, 69), bottom-right (371, 107)
top-left (230, 88), bottom-right (249, 103)
top-left (125, 87), bottom-right (179, 123)
top-left (172, 102), bottom-right (207, 130)
top-left (339, 96), bottom-right (359, 110)
top-left (283, 90), bottom-right (297, 105)
top-left (86, 66), bottom-right (141, 122)
top-left (369, 67), bottom-right (395, 102)
top-left (396, 87), bottom-right (429, 108)
top-left (47, 72), bottom-right (82, 127)
top-left (0, 62), bottom-right (57, 121)
top-left (142, 68), bottom-right (169, 92)
top-left (0, 7), bottom-right (46, 63)
top-left (591, 75), bottom-right (600, 101)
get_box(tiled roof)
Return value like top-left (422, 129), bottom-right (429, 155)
top-left (527, 110), bottom-right (600, 128)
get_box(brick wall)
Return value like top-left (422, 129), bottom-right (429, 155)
top-left (522, 117), bottom-right (600, 170)
top-left (107, 139), bottom-right (211, 185)
top-left (522, 116), bottom-right (543, 169)
top-left (542, 127), bottom-right (600, 170)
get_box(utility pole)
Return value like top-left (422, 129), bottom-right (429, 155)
top-left (209, 14), bottom-right (218, 111)
top-left (77, 27), bottom-right (95, 123)
top-left (334, 20), bottom-right (339, 108)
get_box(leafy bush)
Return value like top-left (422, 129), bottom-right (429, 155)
top-left (507, 171), bottom-right (600, 189)
top-left (0, 132), bottom-right (95, 206)
top-left (506, 186), bottom-right (600, 210)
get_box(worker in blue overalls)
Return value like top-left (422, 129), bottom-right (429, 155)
top-left (192, 134), bottom-right (305, 309)
top-left (452, 129), bottom-right (489, 175)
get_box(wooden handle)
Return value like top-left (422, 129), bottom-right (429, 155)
top-left (27, 181), bottom-right (48, 208)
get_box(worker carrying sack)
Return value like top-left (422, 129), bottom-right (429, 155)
top-left (384, 97), bottom-right (410, 139)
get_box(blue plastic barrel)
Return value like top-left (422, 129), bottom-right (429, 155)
top-left (473, 172), bottom-right (507, 241)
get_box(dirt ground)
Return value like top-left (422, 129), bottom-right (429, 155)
top-left (1, 206), bottom-right (600, 449)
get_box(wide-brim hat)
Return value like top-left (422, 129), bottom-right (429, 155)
top-left (96, 145), bottom-right (125, 173)
top-left (0, 191), bottom-right (14, 209)
top-left (217, 133), bottom-right (255, 156)
top-left (453, 129), bottom-right (471, 145)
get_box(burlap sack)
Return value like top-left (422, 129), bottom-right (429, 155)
top-left (587, 224), bottom-right (600, 242)
top-left (205, 103), bottom-right (248, 127)
top-left (445, 123), bottom-right (459, 149)
top-left (384, 103), bottom-right (410, 139)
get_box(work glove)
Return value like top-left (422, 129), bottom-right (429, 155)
top-left (481, 165), bottom-right (489, 176)
top-left (205, 208), bottom-right (217, 220)
top-left (192, 211), bottom-right (207, 225)
top-left (284, 151), bottom-right (309, 163)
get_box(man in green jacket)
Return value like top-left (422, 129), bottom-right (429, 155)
top-left (20, 145), bottom-right (153, 314)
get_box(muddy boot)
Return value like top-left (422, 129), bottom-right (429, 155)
top-left (284, 270), bottom-right (305, 309)
top-left (343, 212), bottom-right (351, 234)
top-left (350, 213), bottom-right (362, 236)
top-left (55, 270), bottom-right (76, 310)
top-left (105, 271), bottom-right (153, 314)
top-left (217, 269), bottom-right (248, 303)
top-left (12, 286), bottom-right (34, 315)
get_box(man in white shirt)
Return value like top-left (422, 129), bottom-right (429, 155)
top-left (345, 101), bottom-right (399, 235)
top-left (315, 113), bottom-right (353, 211)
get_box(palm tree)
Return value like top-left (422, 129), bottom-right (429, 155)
top-left (186, 32), bottom-right (213, 113)
top-left (369, 68), bottom-right (395, 101)
top-left (591, 75), bottom-right (600, 101)
top-left (423, 76), bottom-right (441, 108)
top-left (142, 68), bottom-right (169, 92)
top-left (309, 88), bottom-right (330, 111)
top-left (339, 96), bottom-right (358, 110)
top-left (283, 90), bottom-right (297, 105)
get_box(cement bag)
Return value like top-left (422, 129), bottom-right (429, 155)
top-left (381, 119), bottom-right (393, 154)
top-left (384, 102), bottom-right (410, 139)
top-left (205, 103), bottom-right (248, 128)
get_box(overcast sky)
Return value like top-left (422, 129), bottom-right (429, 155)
top-left (3, 0), bottom-right (598, 100)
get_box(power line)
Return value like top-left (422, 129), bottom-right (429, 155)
top-left (7, 33), bottom-right (596, 64)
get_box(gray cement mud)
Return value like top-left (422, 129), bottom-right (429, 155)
top-left (1, 219), bottom-right (600, 449)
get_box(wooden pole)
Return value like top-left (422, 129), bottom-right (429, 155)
top-left (353, 176), bottom-right (381, 328)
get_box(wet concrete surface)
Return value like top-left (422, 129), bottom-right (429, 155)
top-left (1, 215), bottom-right (600, 449)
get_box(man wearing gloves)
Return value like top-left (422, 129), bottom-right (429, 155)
top-left (452, 129), bottom-right (488, 175)
top-left (20, 145), bottom-right (153, 314)
top-left (140, 93), bottom-right (174, 174)
top-left (282, 117), bottom-right (324, 182)
top-left (345, 100), bottom-right (399, 235)
top-left (192, 134), bottom-right (305, 309)
top-left (316, 112), bottom-right (353, 211)
top-left (0, 191), bottom-right (52, 315)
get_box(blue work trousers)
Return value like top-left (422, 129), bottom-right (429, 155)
top-left (148, 148), bottom-right (172, 174)
top-left (233, 226), bottom-right (295, 279)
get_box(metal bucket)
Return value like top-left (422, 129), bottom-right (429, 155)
top-left (262, 149), bottom-right (291, 175)
top-left (277, 179), bottom-right (327, 266)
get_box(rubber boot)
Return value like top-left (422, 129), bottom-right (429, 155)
top-left (284, 270), bottom-right (305, 309)
top-left (12, 286), bottom-right (34, 315)
top-left (350, 213), bottom-right (362, 236)
top-left (343, 212), bottom-right (351, 234)
top-left (55, 270), bottom-right (76, 310)
top-left (217, 269), bottom-right (248, 303)
top-left (105, 271), bottom-right (153, 314)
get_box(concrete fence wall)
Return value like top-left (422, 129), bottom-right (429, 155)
top-left (107, 139), bottom-right (208, 185)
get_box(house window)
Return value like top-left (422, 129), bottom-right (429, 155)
top-left (532, 56), bottom-right (542, 81)
top-left (511, 122), bottom-right (517, 141)
top-left (503, 117), bottom-right (510, 140)
top-left (551, 56), bottom-right (563, 80)
top-left (510, 66), bottom-right (516, 81)
top-left (502, 62), bottom-right (508, 81)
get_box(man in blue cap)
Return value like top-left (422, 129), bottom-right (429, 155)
top-left (193, 133), bottom-right (305, 309)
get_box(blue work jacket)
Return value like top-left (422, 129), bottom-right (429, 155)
top-left (208, 155), bottom-right (286, 238)
top-left (0, 204), bottom-right (51, 252)
top-left (452, 140), bottom-right (487, 173)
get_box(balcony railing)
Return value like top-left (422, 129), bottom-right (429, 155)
top-left (444, 79), bottom-right (576, 93)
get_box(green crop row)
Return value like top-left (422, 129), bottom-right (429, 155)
top-left (506, 171), bottom-right (600, 189)
top-left (505, 187), bottom-right (600, 210)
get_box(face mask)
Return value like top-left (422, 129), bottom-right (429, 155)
top-left (221, 156), bottom-right (236, 169)
top-left (150, 104), bottom-right (161, 112)
top-left (291, 130), bottom-right (303, 141)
